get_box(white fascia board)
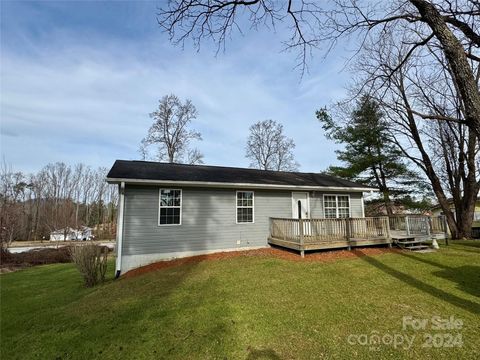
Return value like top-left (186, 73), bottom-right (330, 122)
top-left (106, 177), bottom-right (378, 192)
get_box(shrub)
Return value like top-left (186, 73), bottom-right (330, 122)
top-left (70, 245), bottom-right (108, 287)
top-left (0, 247), bottom-right (13, 265)
top-left (1, 247), bottom-right (72, 267)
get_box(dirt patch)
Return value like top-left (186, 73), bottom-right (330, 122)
top-left (124, 246), bottom-right (399, 278)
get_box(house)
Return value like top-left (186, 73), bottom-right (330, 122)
top-left (107, 160), bottom-right (376, 276)
top-left (49, 226), bottom-right (93, 241)
top-left (365, 201), bottom-right (411, 217)
top-left (431, 199), bottom-right (480, 238)
top-left (80, 226), bottom-right (94, 240)
top-left (50, 228), bottom-right (78, 241)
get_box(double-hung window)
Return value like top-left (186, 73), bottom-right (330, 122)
top-left (324, 195), bottom-right (350, 218)
top-left (159, 189), bottom-right (182, 225)
top-left (236, 191), bottom-right (254, 223)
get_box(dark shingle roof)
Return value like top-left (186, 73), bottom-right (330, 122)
top-left (106, 160), bottom-right (375, 190)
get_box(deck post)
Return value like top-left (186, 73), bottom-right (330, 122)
top-left (299, 218), bottom-right (305, 257)
top-left (426, 216), bottom-right (431, 237)
top-left (346, 217), bottom-right (351, 250)
top-left (405, 216), bottom-right (410, 236)
top-left (269, 218), bottom-right (273, 240)
top-left (442, 215), bottom-right (449, 246)
top-left (384, 216), bottom-right (392, 247)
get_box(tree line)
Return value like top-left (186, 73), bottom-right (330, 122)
top-left (0, 162), bottom-right (117, 246)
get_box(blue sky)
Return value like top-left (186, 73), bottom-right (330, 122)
top-left (1, 0), bottom-right (351, 173)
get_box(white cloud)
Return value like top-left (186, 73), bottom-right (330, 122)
top-left (1, 22), bottom-right (348, 173)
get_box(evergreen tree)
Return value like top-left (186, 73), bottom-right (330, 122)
top-left (316, 96), bottom-right (424, 216)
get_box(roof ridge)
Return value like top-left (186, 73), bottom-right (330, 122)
top-left (118, 159), bottom-right (324, 176)
top-left (108, 160), bottom-right (376, 190)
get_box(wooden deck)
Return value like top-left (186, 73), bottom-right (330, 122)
top-left (269, 215), bottom-right (448, 256)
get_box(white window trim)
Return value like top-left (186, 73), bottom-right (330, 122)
top-left (158, 188), bottom-right (182, 226)
top-left (236, 190), bottom-right (255, 224)
top-left (323, 194), bottom-right (351, 219)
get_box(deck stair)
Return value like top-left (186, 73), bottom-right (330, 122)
top-left (393, 236), bottom-right (432, 251)
top-left (388, 215), bottom-right (446, 251)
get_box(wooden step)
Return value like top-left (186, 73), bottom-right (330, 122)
top-left (394, 241), bottom-right (431, 251)
top-left (405, 245), bottom-right (430, 250)
top-left (395, 239), bottom-right (431, 245)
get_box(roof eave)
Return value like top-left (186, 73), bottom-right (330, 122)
top-left (106, 177), bottom-right (377, 192)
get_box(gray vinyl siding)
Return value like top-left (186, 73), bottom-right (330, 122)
top-left (121, 185), bottom-right (364, 256)
top-left (122, 186), bottom-right (290, 256)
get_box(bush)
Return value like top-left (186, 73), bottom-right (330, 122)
top-left (0, 247), bottom-right (13, 264)
top-left (1, 247), bottom-right (72, 267)
top-left (70, 245), bottom-right (108, 287)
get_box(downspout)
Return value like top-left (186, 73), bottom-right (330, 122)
top-left (115, 181), bottom-right (125, 278)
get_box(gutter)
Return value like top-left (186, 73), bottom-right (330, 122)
top-left (106, 177), bottom-right (377, 193)
top-left (115, 181), bottom-right (125, 278)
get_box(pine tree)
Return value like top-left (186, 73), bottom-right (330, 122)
top-left (316, 95), bottom-right (424, 216)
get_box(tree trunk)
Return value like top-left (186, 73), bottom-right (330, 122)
top-left (396, 73), bottom-right (479, 239)
top-left (456, 208), bottom-right (474, 239)
top-left (382, 190), bottom-right (394, 217)
top-left (410, 0), bottom-right (480, 138)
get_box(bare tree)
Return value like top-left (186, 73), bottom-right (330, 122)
top-left (0, 161), bottom-right (118, 244)
top-left (158, 0), bottom-right (480, 138)
top-left (0, 161), bottom-right (29, 247)
top-left (246, 119), bottom-right (299, 171)
top-left (348, 24), bottom-right (479, 238)
top-left (141, 94), bottom-right (204, 164)
top-left (428, 120), bottom-right (479, 235)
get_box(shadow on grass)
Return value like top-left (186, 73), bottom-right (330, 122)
top-left (395, 251), bottom-right (450, 269)
top-left (353, 250), bottom-right (480, 315)
top-left (396, 251), bottom-right (480, 298)
top-left (449, 241), bottom-right (480, 249)
top-left (57, 252), bottom-right (241, 358)
top-left (433, 266), bottom-right (480, 298)
top-left (447, 247), bottom-right (480, 254)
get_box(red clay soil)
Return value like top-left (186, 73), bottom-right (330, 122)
top-left (123, 246), bottom-right (399, 278)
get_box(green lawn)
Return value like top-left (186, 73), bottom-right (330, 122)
top-left (1, 241), bottom-right (479, 359)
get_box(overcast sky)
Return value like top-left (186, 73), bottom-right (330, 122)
top-left (1, 1), bottom-right (352, 174)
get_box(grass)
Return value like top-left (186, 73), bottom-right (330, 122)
top-left (1, 241), bottom-right (479, 359)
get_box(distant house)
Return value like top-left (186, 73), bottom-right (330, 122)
top-left (431, 199), bottom-right (480, 238)
top-left (365, 201), bottom-right (411, 216)
top-left (80, 227), bottom-right (94, 240)
top-left (107, 160), bottom-right (376, 276)
top-left (50, 228), bottom-right (77, 241)
top-left (49, 227), bottom-right (93, 241)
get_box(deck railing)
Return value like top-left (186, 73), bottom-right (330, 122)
top-left (430, 215), bottom-right (448, 234)
top-left (270, 216), bottom-right (391, 245)
top-left (270, 215), bottom-right (448, 249)
top-left (388, 215), bottom-right (448, 236)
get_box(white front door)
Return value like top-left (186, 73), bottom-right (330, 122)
top-left (292, 192), bottom-right (310, 219)
top-left (292, 192), bottom-right (310, 236)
